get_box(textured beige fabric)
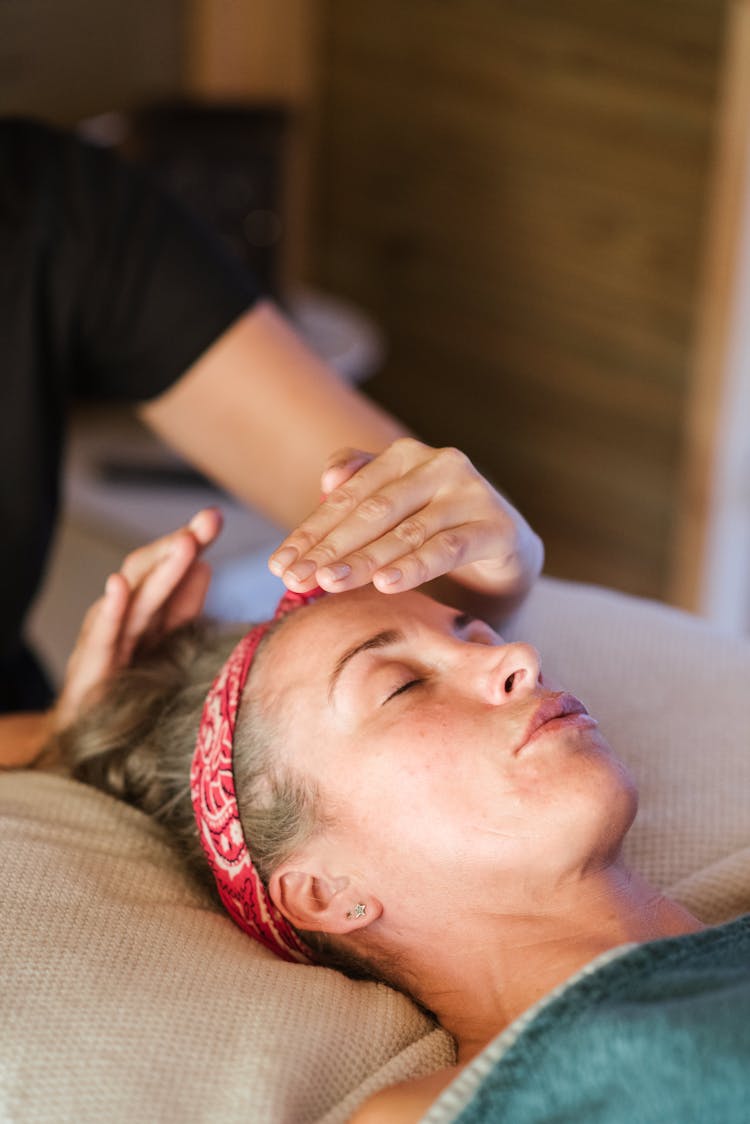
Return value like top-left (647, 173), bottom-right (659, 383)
top-left (2, 577), bottom-right (749, 1122)
top-left (0, 773), bottom-right (453, 1124)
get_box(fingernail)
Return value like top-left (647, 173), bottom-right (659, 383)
top-left (376, 567), bottom-right (402, 586)
top-left (105, 575), bottom-right (117, 597)
top-left (269, 547), bottom-right (298, 575)
top-left (319, 563), bottom-right (351, 584)
top-left (288, 559), bottom-right (316, 582)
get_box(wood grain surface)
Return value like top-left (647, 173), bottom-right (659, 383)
top-left (310, 0), bottom-right (727, 598)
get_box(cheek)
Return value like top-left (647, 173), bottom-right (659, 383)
top-left (386, 711), bottom-right (495, 821)
top-left (344, 703), bottom-right (516, 828)
top-left (328, 717), bottom-right (468, 849)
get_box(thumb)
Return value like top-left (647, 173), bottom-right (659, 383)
top-left (320, 448), bottom-right (374, 495)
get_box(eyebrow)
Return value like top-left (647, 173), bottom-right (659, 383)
top-left (327, 628), bottom-right (405, 702)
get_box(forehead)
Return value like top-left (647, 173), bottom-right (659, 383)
top-left (252, 587), bottom-right (448, 704)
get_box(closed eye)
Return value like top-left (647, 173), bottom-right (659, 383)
top-left (383, 678), bottom-right (424, 704)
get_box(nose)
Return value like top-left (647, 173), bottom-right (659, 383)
top-left (473, 641), bottom-right (542, 706)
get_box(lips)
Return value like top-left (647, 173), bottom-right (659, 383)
top-left (514, 693), bottom-right (589, 755)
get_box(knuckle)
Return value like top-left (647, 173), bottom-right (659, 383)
top-left (394, 517), bottom-right (426, 549)
top-left (358, 493), bottom-right (394, 522)
top-left (408, 554), bottom-right (431, 585)
top-left (437, 445), bottom-right (470, 472)
top-left (440, 530), bottom-right (467, 565)
top-left (309, 540), bottom-right (340, 566)
top-left (390, 436), bottom-right (424, 461)
top-left (326, 485), bottom-right (358, 511)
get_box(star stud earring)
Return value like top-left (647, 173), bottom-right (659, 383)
top-left (346, 903), bottom-right (367, 920)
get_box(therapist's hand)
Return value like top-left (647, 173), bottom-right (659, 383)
top-left (53, 507), bottom-right (221, 732)
top-left (268, 439), bottom-right (543, 603)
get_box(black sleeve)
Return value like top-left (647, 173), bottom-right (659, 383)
top-left (2, 118), bottom-right (260, 403)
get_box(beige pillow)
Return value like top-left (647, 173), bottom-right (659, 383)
top-left (0, 772), bottom-right (452, 1123)
top-left (2, 576), bottom-right (749, 1122)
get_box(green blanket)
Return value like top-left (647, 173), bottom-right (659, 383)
top-left (429, 914), bottom-right (750, 1123)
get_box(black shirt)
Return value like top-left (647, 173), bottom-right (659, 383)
top-left (0, 119), bottom-right (258, 709)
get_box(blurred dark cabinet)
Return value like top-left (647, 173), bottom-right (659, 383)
top-left (100, 102), bottom-right (290, 300)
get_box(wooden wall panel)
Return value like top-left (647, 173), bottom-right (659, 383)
top-left (185, 0), bottom-right (318, 104)
top-left (310, 0), bottom-right (726, 597)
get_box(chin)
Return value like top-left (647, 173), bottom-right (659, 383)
top-left (565, 748), bottom-right (640, 872)
top-left (593, 760), bottom-right (639, 864)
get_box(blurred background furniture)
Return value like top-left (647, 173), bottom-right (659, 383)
top-left (4, 0), bottom-right (750, 643)
top-left (670, 0), bottom-right (750, 632)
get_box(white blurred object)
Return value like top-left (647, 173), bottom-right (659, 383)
top-left (204, 549), bottom-right (286, 621)
top-left (288, 286), bottom-right (385, 386)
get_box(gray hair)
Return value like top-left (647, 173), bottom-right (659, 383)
top-left (55, 617), bottom-right (385, 982)
top-left (57, 619), bottom-right (317, 900)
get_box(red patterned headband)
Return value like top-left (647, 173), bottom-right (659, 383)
top-left (190, 586), bottom-right (326, 964)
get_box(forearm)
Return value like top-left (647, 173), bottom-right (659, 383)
top-left (0, 711), bottom-right (54, 769)
top-left (138, 300), bottom-right (409, 529)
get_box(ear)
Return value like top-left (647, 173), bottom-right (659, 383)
top-left (269, 863), bottom-right (381, 936)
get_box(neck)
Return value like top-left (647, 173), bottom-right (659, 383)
top-left (404, 863), bottom-right (703, 1064)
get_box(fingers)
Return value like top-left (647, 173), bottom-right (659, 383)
top-left (54, 573), bottom-right (131, 730)
top-left (269, 438), bottom-right (427, 582)
top-left (55, 509), bottom-right (221, 732)
top-left (315, 508), bottom-right (504, 595)
top-left (114, 506), bottom-right (221, 660)
top-left (309, 488), bottom-right (478, 592)
top-left (269, 437), bottom-right (542, 603)
top-left (161, 560), bottom-right (212, 633)
top-left (75, 573), bottom-right (131, 672)
top-left (119, 506), bottom-right (221, 588)
top-left (270, 442), bottom-right (490, 593)
top-left (118, 532), bottom-right (199, 662)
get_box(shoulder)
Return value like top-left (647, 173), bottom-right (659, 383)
top-left (348, 1066), bottom-right (461, 1123)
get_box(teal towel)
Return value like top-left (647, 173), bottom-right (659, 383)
top-left (451, 914), bottom-right (750, 1123)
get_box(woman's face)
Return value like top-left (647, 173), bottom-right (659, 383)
top-left (255, 588), bottom-right (637, 921)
